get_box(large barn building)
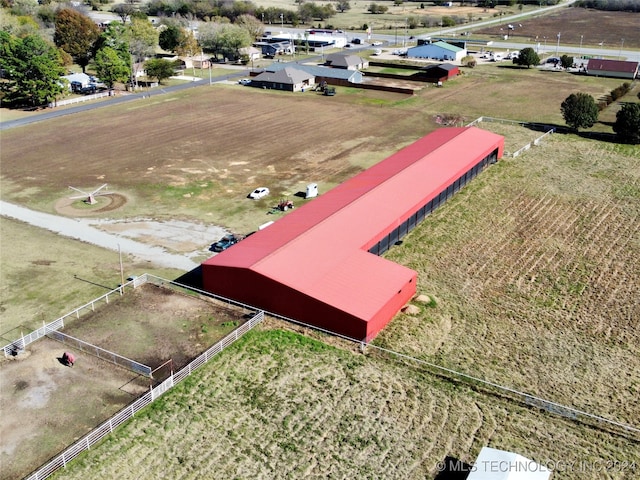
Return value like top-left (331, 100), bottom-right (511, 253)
top-left (202, 127), bottom-right (504, 341)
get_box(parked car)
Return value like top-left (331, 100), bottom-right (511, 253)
top-left (248, 187), bottom-right (270, 199)
top-left (239, 78), bottom-right (252, 85)
top-left (371, 41), bottom-right (383, 46)
top-left (212, 234), bottom-right (238, 252)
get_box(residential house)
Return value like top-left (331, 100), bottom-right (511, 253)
top-left (251, 66), bottom-right (315, 92)
top-left (324, 53), bottom-right (369, 70)
top-left (239, 46), bottom-right (262, 62)
top-left (268, 62), bottom-right (363, 85)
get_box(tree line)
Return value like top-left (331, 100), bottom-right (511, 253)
top-left (0, 5), bottom-right (271, 107)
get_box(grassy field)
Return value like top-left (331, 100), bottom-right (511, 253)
top-left (0, 218), bottom-right (185, 335)
top-left (2, 8), bottom-right (640, 477)
top-left (50, 329), bottom-right (640, 480)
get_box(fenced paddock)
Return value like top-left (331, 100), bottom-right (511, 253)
top-left (467, 116), bottom-right (555, 157)
top-left (23, 310), bottom-right (264, 480)
top-left (1, 275), bottom-right (260, 480)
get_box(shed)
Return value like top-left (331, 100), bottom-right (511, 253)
top-left (407, 41), bottom-right (466, 62)
top-left (418, 63), bottom-right (459, 83)
top-left (202, 127), bottom-right (504, 341)
top-left (586, 59), bottom-right (639, 79)
top-left (239, 46), bottom-right (261, 61)
top-left (251, 67), bottom-right (315, 92)
top-left (468, 447), bottom-right (551, 480)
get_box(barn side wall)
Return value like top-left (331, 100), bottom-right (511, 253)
top-left (202, 265), bottom-right (371, 340)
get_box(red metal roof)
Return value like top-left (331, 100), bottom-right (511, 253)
top-left (203, 126), bottom-right (504, 338)
top-left (587, 59), bottom-right (639, 74)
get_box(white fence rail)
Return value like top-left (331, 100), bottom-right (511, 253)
top-left (46, 330), bottom-right (152, 377)
top-left (2, 286), bottom-right (125, 358)
top-left (467, 116), bottom-right (555, 157)
top-left (2, 319), bottom-right (64, 357)
top-left (23, 309), bottom-right (264, 480)
top-left (48, 92), bottom-right (112, 108)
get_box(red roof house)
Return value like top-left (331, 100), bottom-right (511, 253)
top-left (202, 127), bottom-right (504, 341)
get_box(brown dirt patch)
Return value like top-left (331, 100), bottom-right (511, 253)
top-left (0, 338), bottom-right (150, 480)
top-left (54, 193), bottom-right (128, 217)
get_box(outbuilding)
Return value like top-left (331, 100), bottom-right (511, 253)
top-left (407, 41), bottom-right (466, 62)
top-left (417, 63), bottom-right (459, 83)
top-left (202, 127), bottom-right (504, 341)
top-left (586, 59), bottom-right (639, 79)
top-left (468, 447), bottom-right (551, 480)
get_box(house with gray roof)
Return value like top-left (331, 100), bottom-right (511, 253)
top-left (324, 53), bottom-right (369, 70)
top-left (267, 62), bottom-right (363, 84)
top-left (251, 66), bottom-right (315, 91)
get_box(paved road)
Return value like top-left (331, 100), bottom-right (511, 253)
top-left (1, 201), bottom-right (199, 271)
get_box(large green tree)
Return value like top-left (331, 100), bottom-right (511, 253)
top-left (144, 58), bottom-right (177, 83)
top-left (613, 103), bottom-right (640, 144)
top-left (94, 46), bottom-right (131, 88)
top-left (235, 14), bottom-right (263, 41)
top-left (0, 32), bottom-right (66, 107)
top-left (94, 22), bottom-right (131, 66)
top-left (198, 23), bottom-right (251, 61)
top-left (560, 92), bottom-right (599, 131)
top-left (127, 18), bottom-right (159, 62)
top-left (159, 24), bottom-right (182, 52)
top-left (126, 18), bottom-right (159, 80)
top-left (514, 47), bottom-right (539, 68)
top-left (53, 8), bottom-right (100, 73)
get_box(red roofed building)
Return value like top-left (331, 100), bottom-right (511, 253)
top-left (586, 59), bottom-right (639, 79)
top-left (202, 127), bottom-right (504, 341)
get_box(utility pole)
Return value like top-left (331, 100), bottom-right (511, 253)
top-left (118, 243), bottom-right (124, 292)
top-left (618, 38), bottom-right (624, 60)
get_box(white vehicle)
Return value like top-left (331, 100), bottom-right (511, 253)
top-left (490, 53), bottom-right (504, 62)
top-left (372, 49), bottom-right (382, 56)
top-left (371, 41), bottom-right (383, 46)
top-left (248, 187), bottom-right (269, 199)
top-left (238, 78), bottom-right (252, 85)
